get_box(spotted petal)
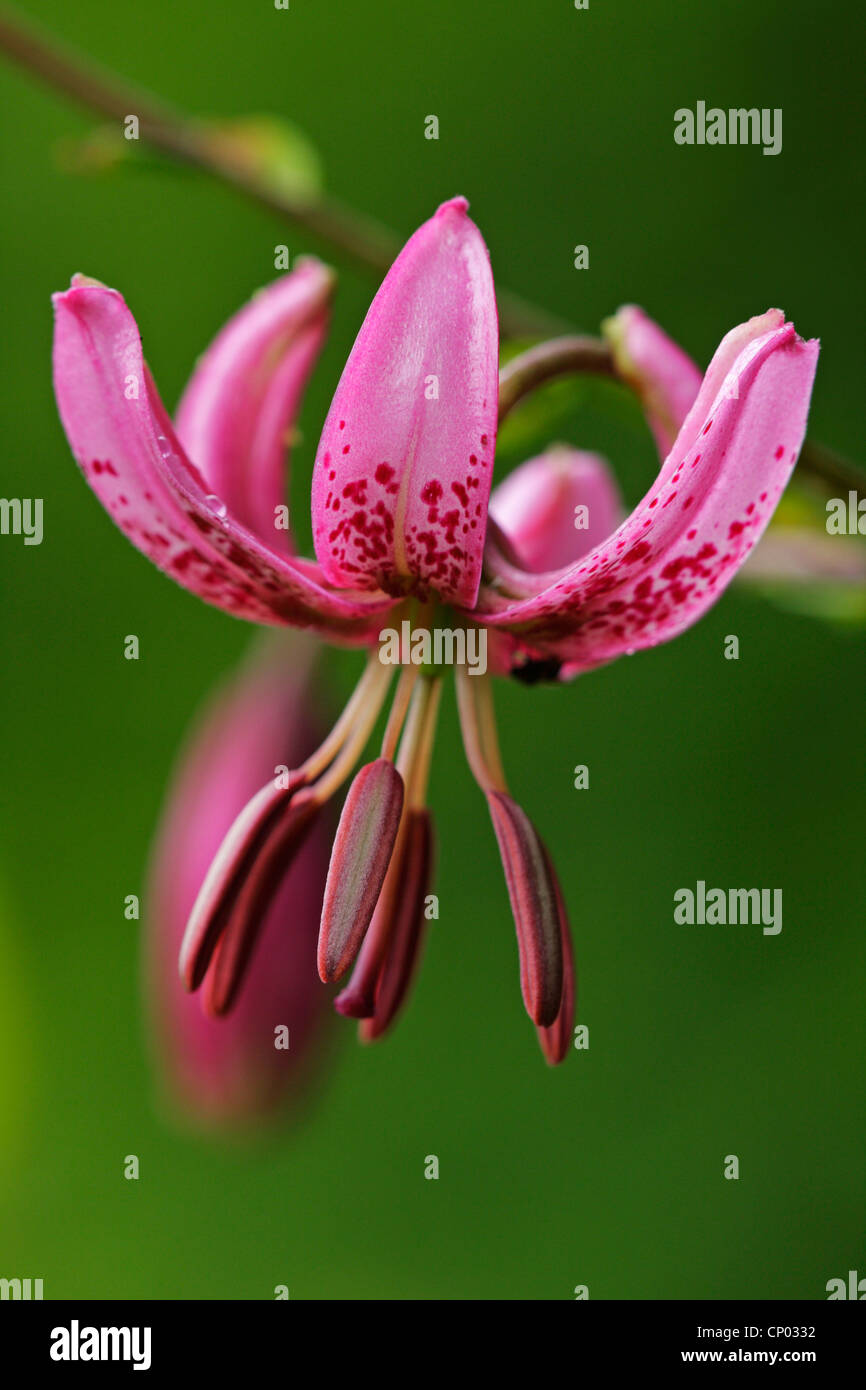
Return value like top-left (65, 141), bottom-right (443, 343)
top-left (476, 314), bottom-right (819, 675)
top-left (52, 278), bottom-right (394, 640)
top-left (175, 259), bottom-right (332, 551)
top-left (312, 197), bottom-right (499, 606)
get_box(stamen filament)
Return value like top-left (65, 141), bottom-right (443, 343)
top-left (300, 649), bottom-right (392, 783)
top-left (455, 667), bottom-right (507, 794)
top-left (308, 662), bottom-right (394, 803)
top-left (407, 676), bottom-right (443, 807)
top-left (380, 663), bottom-right (420, 761)
top-left (474, 670), bottom-right (507, 793)
top-left (395, 676), bottom-right (429, 777)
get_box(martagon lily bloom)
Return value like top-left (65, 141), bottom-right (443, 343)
top-left (52, 197), bottom-right (819, 1067)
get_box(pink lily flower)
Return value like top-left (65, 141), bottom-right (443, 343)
top-left (52, 198), bottom-right (819, 1067)
top-left (145, 636), bottom-right (334, 1129)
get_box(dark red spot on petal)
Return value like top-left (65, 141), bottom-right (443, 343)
top-left (421, 480), bottom-right (443, 504)
top-left (623, 541), bottom-right (652, 565)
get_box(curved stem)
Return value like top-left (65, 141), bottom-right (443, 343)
top-left (498, 336), bottom-right (617, 422)
top-left (797, 440), bottom-right (866, 496)
top-left (497, 340), bottom-right (865, 497)
top-left (0, 5), bottom-right (398, 276)
top-left (0, 5), bottom-right (560, 336)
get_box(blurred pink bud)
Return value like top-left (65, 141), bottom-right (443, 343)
top-left (144, 635), bottom-right (334, 1131)
top-left (490, 447), bottom-right (622, 572)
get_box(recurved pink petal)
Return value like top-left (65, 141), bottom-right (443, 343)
top-left (175, 259), bottom-right (331, 551)
top-left (603, 306), bottom-right (703, 457)
top-left (312, 197), bottom-right (499, 606)
top-left (673, 310), bottom-right (787, 462)
top-left (52, 278), bottom-right (394, 640)
top-left (476, 316), bottom-right (819, 675)
top-left (489, 448), bottom-right (622, 572)
top-left (145, 636), bottom-right (333, 1128)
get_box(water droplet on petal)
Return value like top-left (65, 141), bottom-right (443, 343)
top-left (205, 494), bottom-right (229, 526)
top-left (155, 434), bottom-right (174, 460)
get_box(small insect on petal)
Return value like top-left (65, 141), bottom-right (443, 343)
top-left (487, 791), bottom-right (563, 1027)
top-left (317, 758), bottom-right (405, 983)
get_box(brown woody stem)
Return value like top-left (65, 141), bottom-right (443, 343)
top-left (498, 336), bottom-right (617, 422)
top-left (0, 5), bottom-right (559, 335)
top-left (0, 3), bottom-right (861, 486)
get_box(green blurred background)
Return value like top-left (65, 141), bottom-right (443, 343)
top-left (0, 0), bottom-right (863, 1299)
